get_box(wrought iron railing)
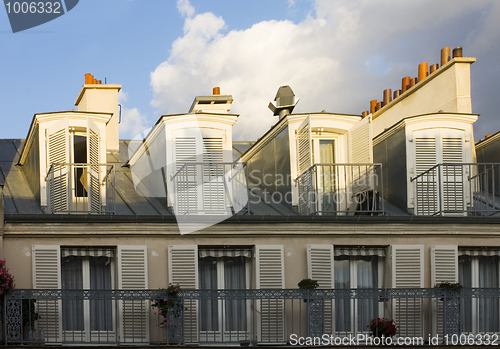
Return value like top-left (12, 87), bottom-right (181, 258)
top-left (410, 163), bottom-right (500, 216)
top-left (45, 163), bottom-right (115, 214)
top-left (170, 162), bottom-right (249, 215)
top-left (296, 163), bottom-right (384, 215)
top-left (5, 288), bottom-right (497, 346)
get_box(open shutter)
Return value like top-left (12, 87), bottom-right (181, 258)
top-left (431, 245), bottom-right (458, 338)
top-left (87, 117), bottom-right (101, 212)
top-left (255, 245), bottom-right (285, 343)
top-left (117, 246), bottom-right (149, 344)
top-left (348, 116), bottom-right (372, 163)
top-left (391, 245), bottom-right (423, 337)
top-left (441, 132), bottom-right (465, 213)
top-left (307, 245), bottom-right (334, 334)
top-left (297, 115), bottom-right (312, 175)
top-left (414, 133), bottom-right (438, 215)
top-left (32, 245), bottom-right (61, 343)
top-left (168, 245), bottom-right (198, 343)
top-left (174, 131), bottom-right (199, 215)
top-left (202, 137), bottom-right (226, 212)
top-left (46, 118), bottom-right (69, 212)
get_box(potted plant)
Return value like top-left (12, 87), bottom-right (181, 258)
top-left (368, 317), bottom-right (397, 337)
top-left (152, 283), bottom-right (182, 344)
top-left (434, 282), bottom-right (462, 290)
top-left (298, 278), bottom-right (319, 302)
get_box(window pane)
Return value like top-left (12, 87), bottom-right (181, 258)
top-left (224, 256), bottom-right (246, 331)
top-left (73, 135), bottom-right (88, 197)
top-left (459, 256), bottom-right (472, 332)
top-left (357, 257), bottom-right (378, 331)
top-left (199, 257), bottom-right (218, 331)
top-left (334, 257), bottom-right (350, 332)
top-left (479, 256), bottom-right (499, 332)
top-left (89, 256), bottom-right (113, 331)
top-left (62, 256), bottom-right (84, 331)
top-left (319, 140), bottom-right (335, 163)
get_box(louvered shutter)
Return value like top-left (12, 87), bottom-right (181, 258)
top-left (414, 134), bottom-right (438, 215)
top-left (431, 245), bottom-right (458, 338)
top-left (87, 117), bottom-right (101, 212)
top-left (117, 246), bottom-right (149, 343)
top-left (441, 133), bottom-right (465, 213)
top-left (297, 115), bottom-right (312, 175)
top-left (46, 118), bottom-right (70, 212)
top-left (202, 137), bottom-right (226, 212)
top-left (174, 135), bottom-right (199, 214)
top-left (348, 116), bottom-right (372, 163)
top-left (391, 245), bottom-right (423, 337)
top-left (32, 245), bottom-right (61, 343)
top-left (168, 245), bottom-right (198, 343)
top-left (255, 245), bottom-right (285, 343)
top-left (307, 245), bottom-right (334, 334)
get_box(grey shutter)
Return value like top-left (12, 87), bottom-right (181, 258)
top-left (117, 246), bottom-right (149, 343)
top-left (307, 244), bottom-right (334, 334)
top-left (391, 245), bottom-right (423, 337)
top-left (431, 245), bottom-right (458, 338)
top-left (255, 245), bottom-right (285, 343)
top-left (168, 245), bottom-right (198, 343)
top-left (32, 245), bottom-right (61, 343)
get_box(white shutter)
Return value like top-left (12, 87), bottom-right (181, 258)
top-left (168, 245), bottom-right (198, 343)
top-left (255, 245), bottom-right (285, 343)
top-left (441, 135), bottom-right (465, 213)
top-left (46, 118), bottom-right (70, 212)
top-left (174, 135), bottom-right (199, 214)
top-left (117, 246), bottom-right (149, 344)
top-left (391, 245), bottom-right (423, 337)
top-left (348, 116), bottom-right (372, 163)
top-left (297, 115), bottom-right (312, 175)
top-left (202, 137), bottom-right (226, 212)
top-left (414, 135), bottom-right (438, 215)
top-left (32, 245), bottom-right (61, 343)
top-left (431, 245), bottom-right (458, 338)
top-left (87, 117), bottom-right (101, 212)
top-left (307, 245), bottom-right (334, 334)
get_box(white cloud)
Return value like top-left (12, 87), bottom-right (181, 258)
top-left (118, 90), bottom-right (128, 103)
top-left (118, 107), bottom-right (150, 140)
top-left (151, 0), bottom-right (500, 141)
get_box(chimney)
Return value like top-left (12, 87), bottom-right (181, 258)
top-left (213, 87), bottom-right (220, 95)
top-left (75, 73), bottom-right (122, 153)
top-left (410, 77), bottom-right (417, 88)
top-left (430, 63), bottom-right (439, 74)
top-left (362, 111), bottom-right (369, 118)
top-left (418, 62), bottom-right (428, 82)
top-left (383, 89), bottom-right (392, 106)
top-left (452, 47), bottom-right (463, 58)
top-left (441, 47), bottom-right (451, 66)
top-left (402, 76), bottom-right (411, 93)
top-left (370, 100), bottom-right (377, 114)
top-left (376, 101), bottom-right (382, 112)
top-left (268, 85), bottom-right (296, 119)
top-left (393, 90), bottom-right (401, 99)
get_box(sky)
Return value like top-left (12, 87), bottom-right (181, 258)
top-left (1, 0), bottom-right (500, 143)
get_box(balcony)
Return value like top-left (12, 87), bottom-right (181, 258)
top-left (170, 162), bottom-right (249, 215)
top-left (4, 288), bottom-right (498, 345)
top-left (45, 163), bottom-right (115, 214)
top-left (296, 164), bottom-right (384, 216)
top-left (411, 163), bottom-right (500, 216)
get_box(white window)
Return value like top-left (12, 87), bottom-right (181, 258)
top-left (459, 249), bottom-right (500, 333)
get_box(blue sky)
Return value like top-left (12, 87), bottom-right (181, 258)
top-left (1, 0), bottom-right (500, 142)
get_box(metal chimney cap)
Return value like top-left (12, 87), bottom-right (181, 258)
top-left (274, 85), bottom-right (295, 101)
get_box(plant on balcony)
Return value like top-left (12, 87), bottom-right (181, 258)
top-left (152, 283), bottom-right (181, 325)
top-left (0, 259), bottom-right (15, 295)
top-left (368, 317), bottom-right (397, 337)
top-left (433, 282), bottom-right (463, 290)
top-left (298, 278), bottom-right (319, 289)
top-left (22, 299), bottom-right (39, 327)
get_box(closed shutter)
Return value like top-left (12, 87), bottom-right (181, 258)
top-left (391, 245), bottom-right (423, 337)
top-left (431, 245), bottom-right (458, 338)
top-left (202, 138), bottom-right (225, 212)
top-left (174, 136), bottom-right (198, 214)
top-left (255, 245), bottom-right (285, 343)
top-left (442, 136), bottom-right (465, 213)
top-left (87, 117), bottom-right (101, 212)
top-left (307, 245), bottom-right (334, 334)
top-left (168, 245), bottom-right (198, 343)
top-left (348, 116), bottom-right (372, 164)
top-left (117, 246), bottom-right (149, 344)
top-left (32, 245), bottom-right (61, 343)
top-left (414, 136), bottom-right (437, 215)
top-left (46, 118), bottom-right (70, 212)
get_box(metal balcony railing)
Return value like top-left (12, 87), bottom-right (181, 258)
top-left (296, 163), bottom-right (384, 216)
top-left (170, 162), bottom-right (249, 215)
top-left (411, 163), bottom-right (500, 216)
top-left (4, 288), bottom-right (499, 346)
top-left (45, 163), bottom-right (115, 214)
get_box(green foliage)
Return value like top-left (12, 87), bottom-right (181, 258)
top-left (22, 299), bottom-right (39, 326)
top-left (297, 278), bottom-right (319, 289)
top-left (434, 282), bottom-right (463, 290)
top-left (151, 283), bottom-right (181, 325)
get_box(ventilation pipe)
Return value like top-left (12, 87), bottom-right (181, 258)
top-left (213, 87), bottom-right (220, 95)
top-left (418, 62), bottom-right (428, 82)
top-left (370, 100), bottom-right (377, 114)
top-left (268, 85), bottom-right (297, 119)
top-left (410, 77), bottom-right (417, 88)
top-left (441, 47), bottom-right (451, 66)
top-left (393, 90), bottom-right (401, 99)
top-left (362, 111), bottom-right (369, 118)
top-left (383, 89), bottom-right (392, 106)
top-left (430, 64), bottom-right (439, 74)
top-left (402, 76), bottom-right (411, 93)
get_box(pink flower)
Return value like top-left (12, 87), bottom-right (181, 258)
top-left (164, 322), bottom-right (167, 326)
top-left (169, 283), bottom-right (172, 285)
top-left (158, 310), bottom-right (162, 314)
top-left (155, 324), bottom-right (158, 327)
top-left (164, 299), bottom-right (167, 302)
top-left (175, 288), bottom-right (178, 291)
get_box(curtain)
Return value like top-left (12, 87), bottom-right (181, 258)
top-left (459, 256), bottom-right (472, 332)
top-left (199, 257), bottom-right (218, 331)
top-left (356, 257), bottom-right (378, 331)
top-left (62, 256), bottom-right (84, 331)
top-left (334, 258), bottom-right (351, 332)
top-left (224, 256), bottom-right (246, 331)
top-left (479, 257), bottom-right (499, 332)
top-left (90, 256), bottom-right (113, 331)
